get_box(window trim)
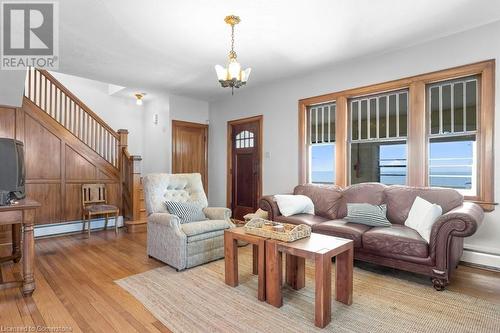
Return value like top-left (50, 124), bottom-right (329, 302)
top-left (298, 60), bottom-right (495, 211)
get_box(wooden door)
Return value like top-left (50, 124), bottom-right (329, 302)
top-left (228, 116), bottom-right (262, 221)
top-left (172, 120), bottom-right (208, 193)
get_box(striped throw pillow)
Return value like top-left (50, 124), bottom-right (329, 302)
top-left (165, 201), bottom-right (207, 223)
top-left (345, 203), bottom-right (391, 227)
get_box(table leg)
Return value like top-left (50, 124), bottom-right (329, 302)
top-left (252, 244), bottom-right (258, 275)
top-left (335, 246), bottom-right (353, 305)
top-left (286, 254), bottom-right (305, 290)
top-left (224, 230), bottom-right (238, 287)
top-left (257, 239), bottom-right (266, 301)
top-left (315, 252), bottom-right (331, 328)
top-left (265, 240), bottom-right (282, 307)
top-left (22, 209), bottom-right (36, 297)
top-left (12, 224), bottom-right (21, 263)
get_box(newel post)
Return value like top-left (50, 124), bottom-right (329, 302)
top-left (117, 129), bottom-right (129, 150)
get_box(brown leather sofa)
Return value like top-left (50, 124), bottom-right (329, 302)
top-left (259, 183), bottom-right (484, 290)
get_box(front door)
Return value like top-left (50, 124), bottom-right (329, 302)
top-left (172, 120), bottom-right (208, 193)
top-left (228, 116), bottom-right (262, 221)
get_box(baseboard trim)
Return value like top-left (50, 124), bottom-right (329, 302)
top-left (461, 248), bottom-right (500, 270)
top-left (34, 216), bottom-right (124, 238)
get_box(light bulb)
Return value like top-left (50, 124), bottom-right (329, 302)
top-left (136, 98), bottom-right (143, 106)
top-left (228, 59), bottom-right (241, 80)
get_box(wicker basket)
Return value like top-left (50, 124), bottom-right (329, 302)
top-left (244, 218), bottom-right (311, 242)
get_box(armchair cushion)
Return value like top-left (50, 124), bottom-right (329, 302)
top-left (181, 219), bottom-right (232, 237)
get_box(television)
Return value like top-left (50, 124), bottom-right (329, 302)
top-left (0, 138), bottom-right (26, 204)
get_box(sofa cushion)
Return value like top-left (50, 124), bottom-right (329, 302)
top-left (275, 213), bottom-right (329, 227)
top-left (293, 184), bottom-right (343, 219)
top-left (362, 224), bottom-right (428, 258)
top-left (181, 220), bottom-right (231, 237)
top-left (338, 183), bottom-right (387, 218)
top-left (385, 185), bottom-right (463, 224)
top-left (274, 194), bottom-right (314, 216)
top-left (312, 219), bottom-right (371, 248)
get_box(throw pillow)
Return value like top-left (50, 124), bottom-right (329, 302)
top-left (165, 201), bottom-right (207, 223)
top-left (274, 194), bottom-right (315, 217)
top-left (404, 196), bottom-right (442, 243)
top-left (345, 203), bottom-right (391, 227)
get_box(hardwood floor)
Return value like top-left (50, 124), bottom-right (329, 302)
top-left (0, 230), bottom-right (168, 333)
top-left (0, 229), bottom-right (499, 332)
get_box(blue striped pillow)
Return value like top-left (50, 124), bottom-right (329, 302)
top-left (345, 203), bottom-right (391, 227)
top-left (165, 201), bottom-right (207, 223)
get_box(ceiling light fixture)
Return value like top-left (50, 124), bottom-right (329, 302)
top-left (215, 15), bottom-right (251, 95)
top-left (135, 93), bottom-right (145, 105)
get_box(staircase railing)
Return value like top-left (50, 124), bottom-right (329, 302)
top-left (24, 67), bottom-right (120, 168)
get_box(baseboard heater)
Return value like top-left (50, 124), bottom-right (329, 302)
top-left (34, 216), bottom-right (124, 238)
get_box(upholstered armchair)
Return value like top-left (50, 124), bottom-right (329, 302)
top-left (143, 173), bottom-right (234, 270)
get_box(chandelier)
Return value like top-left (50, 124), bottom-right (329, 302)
top-left (215, 15), bottom-right (251, 95)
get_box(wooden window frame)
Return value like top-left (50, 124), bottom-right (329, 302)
top-left (299, 60), bottom-right (495, 210)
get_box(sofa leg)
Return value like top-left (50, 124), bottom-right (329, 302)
top-left (431, 278), bottom-right (446, 291)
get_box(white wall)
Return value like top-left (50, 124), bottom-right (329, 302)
top-left (0, 70), bottom-right (25, 107)
top-left (209, 20), bottom-right (500, 265)
top-left (51, 72), bottom-right (145, 156)
top-left (142, 92), bottom-right (170, 174)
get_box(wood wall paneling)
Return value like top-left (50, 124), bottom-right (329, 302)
top-left (65, 145), bottom-right (96, 181)
top-left (25, 183), bottom-right (61, 224)
top-left (24, 113), bottom-right (61, 179)
top-left (0, 107), bottom-right (16, 138)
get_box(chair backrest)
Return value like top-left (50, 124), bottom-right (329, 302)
top-left (142, 173), bottom-right (208, 215)
top-left (82, 184), bottom-right (107, 207)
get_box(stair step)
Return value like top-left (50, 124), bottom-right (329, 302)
top-left (125, 219), bottom-right (147, 233)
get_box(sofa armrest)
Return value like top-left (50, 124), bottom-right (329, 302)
top-left (429, 202), bottom-right (484, 259)
top-left (259, 195), bottom-right (281, 221)
top-left (203, 207), bottom-right (232, 221)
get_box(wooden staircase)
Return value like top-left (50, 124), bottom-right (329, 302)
top-left (22, 67), bottom-right (146, 232)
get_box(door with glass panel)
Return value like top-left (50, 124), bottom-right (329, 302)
top-left (349, 90), bottom-right (409, 185)
top-left (228, 116), bottom-right (262, 221)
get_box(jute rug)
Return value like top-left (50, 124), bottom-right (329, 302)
top-left (116, 246), bottom-right (500, 333)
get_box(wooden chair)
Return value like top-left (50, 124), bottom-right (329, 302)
top-left (82, 184), bottom-right (119, 237)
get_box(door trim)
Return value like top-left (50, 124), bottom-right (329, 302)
top-left (226, 115), bottom-right (263, 210)
top-left (172, 120), bottom-right (209, 193)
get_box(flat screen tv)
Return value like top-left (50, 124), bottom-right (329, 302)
top-left (0, 138), bottom-right (26, 203)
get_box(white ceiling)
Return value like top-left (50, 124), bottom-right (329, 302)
top-left (57, 0), bottom-right (500, 101)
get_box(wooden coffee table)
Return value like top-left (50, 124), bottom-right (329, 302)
top-left (265, 233), bottom-right (354, 328)
top-left (224, 228), bottom-right (267, 301)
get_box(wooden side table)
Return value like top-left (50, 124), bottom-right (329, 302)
top-left (224, 228), bottom-right (267, 301)
top-left (266, 233), bottom-right (354, 328)
top-left (0, 199), bottom-right (40, 296)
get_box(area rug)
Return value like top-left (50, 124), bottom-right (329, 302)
top-left (116, 247), bottom-right (500, 333)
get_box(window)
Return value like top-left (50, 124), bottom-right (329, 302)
top-left (299, 60), bottom-right (494, 209)
top-left (349, 90), bottom-right (408, 185)
top-left (307, 103), bottom-right (335, 183)
top-left (427, 76), bottom-right (478, 195)
top-left (235, 130), bottom-right (254, 148)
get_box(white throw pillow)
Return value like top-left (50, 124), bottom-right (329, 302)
top-left (404, 196), bottom-right (442, 243)
top-left (274, 194), bottom-right (315, 217)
